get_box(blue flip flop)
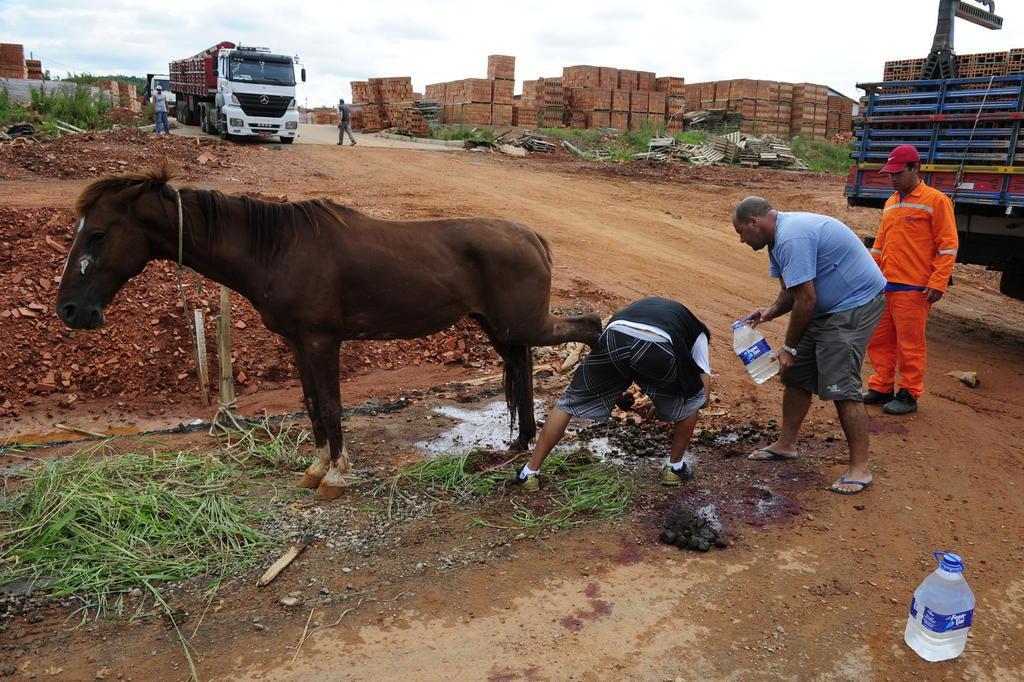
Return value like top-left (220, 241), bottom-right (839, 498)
top-left (829, 476), bottom-right (874, 495)
top-left (748, 447), bottom-right (798, 461)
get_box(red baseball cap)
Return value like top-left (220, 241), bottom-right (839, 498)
top-left (881, 144), bottom-right (921, 173)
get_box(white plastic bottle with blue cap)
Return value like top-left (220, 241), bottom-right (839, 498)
top-left (732, 318), bottom-right (779, 384)
top-left (904, 551), bottom-right (976, 661)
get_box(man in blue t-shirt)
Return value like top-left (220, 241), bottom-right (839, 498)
top-left (732, 196), bottom-right (886, 495)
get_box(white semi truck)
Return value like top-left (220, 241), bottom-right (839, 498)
top-left (169, 41), bottom-right (305, 143)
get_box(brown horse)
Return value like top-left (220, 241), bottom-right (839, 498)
top-left (55, 166), bottom-right (602, 499)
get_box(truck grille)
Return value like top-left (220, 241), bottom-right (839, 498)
top-left (235, 93), bottom-right (291, 118)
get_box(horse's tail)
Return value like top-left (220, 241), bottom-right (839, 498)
top-left (534, 231), bottom-right (553, 268)
top-left (503, 344), bottom-right (536, 449)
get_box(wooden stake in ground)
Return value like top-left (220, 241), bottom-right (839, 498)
top-left (210, 285), bottom-right (246, 435)
top-left (257, 535), bottom-right (316, 587)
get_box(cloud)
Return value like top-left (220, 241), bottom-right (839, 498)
top-left (1, 0), bottom-right (1021, 106)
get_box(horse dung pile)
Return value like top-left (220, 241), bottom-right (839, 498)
top-left (660, 504), bottom-right (729, 552)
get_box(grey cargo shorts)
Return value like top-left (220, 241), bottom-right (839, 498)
top-left (782, 292), bottom-right (885, 401)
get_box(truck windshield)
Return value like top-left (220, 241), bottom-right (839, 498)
top-left (154, 79), bottom-right (170, 91)
top-left (228, 58), bottom-right (295, 85)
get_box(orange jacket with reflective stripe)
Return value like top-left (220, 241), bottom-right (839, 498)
top-left (871, 181), bottom-right (958, 291)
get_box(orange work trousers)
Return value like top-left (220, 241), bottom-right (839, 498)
top-left (866, 291), bottom-right (932, 399)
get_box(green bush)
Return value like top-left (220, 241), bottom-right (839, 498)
top-left (790, 135), bottom-right (854, 174)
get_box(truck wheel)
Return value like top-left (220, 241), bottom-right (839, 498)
top-left (999, 271), bottom-right (1024, 300)
top-left (279, 136), bottom-right (294, 144)
top-left (219, 117), bottom-right (231, 142)
top-left (200, 105), bottom-right (209, 134)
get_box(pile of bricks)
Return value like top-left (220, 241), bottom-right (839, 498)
top-left (25, 59), bottom-right (43, 80)
top-left (93, 80), bottom-right (120, 104)
top-left (790, 83), bottom-right (828, 138)
top-left (883, 48), bottom-right (1024, 80)
top-left (826, 93), bottom-right (854, 140)
top-left (115, 83), bottom-right (141, 114)
top-left (520, 65), bottom-right (683, 131)
top-left (350, 76), bottom-right (415, 132)
top-left (680, 79), bottom-right (846, 139)
top-left (1, 43), bottom-right (28, 79)
top-left (684, 80), bottom-right (793, 137)
top-left (425, 55), bottom-right (516, 127)
top-left (312, 107), bottom-right (339, 125)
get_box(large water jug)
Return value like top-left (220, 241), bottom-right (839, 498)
top-left (904, 551), bottom-right (975, 662)
top-left (732, 319), bottom-right (779, 384)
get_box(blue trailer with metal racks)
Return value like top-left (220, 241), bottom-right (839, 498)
top-left (845, 74), bottom-right (1024, 299)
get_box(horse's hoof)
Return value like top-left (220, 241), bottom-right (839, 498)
top-left (297, 473), bottom-right (323, 489)
top-left (509, 439), bottom-right (530, 452)
top-left (315, 483), bottom-right (345, 500)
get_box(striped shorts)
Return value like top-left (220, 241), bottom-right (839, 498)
top-left (556, 327), bottom-right (705, 423)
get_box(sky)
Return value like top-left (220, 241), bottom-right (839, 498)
top-left (2, 0), bottom-right (1022, 107)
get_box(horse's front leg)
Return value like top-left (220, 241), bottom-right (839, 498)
top-left (288, 340), bottom-right (331, 489)
top-left (301, 335), bottom-right (348, 500)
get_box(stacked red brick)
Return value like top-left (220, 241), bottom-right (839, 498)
top-left (826, 93), bottom-right (855, 140)
top-left (557, 65), bottom-right (679, 131)
top-left (883, 48), bottom-right (1024, 80)
top-left (25, 59), bottom-right (43, 80)
top-left (487, 55), bottom-right (515, 126)
top-left (312, 107), bottom-right (340, 125)
top-left (657, 77), bottom-right (686, 130)
top-left (349, 76), bottom-right (414, 132)
top-left (1, 43), bottom-right (28, 79)
top-left (790, 83), bottom-right (828, 138)
top-left (686, 79), bottom-right (793, 136)
top-left (93, 80), bottom-right (120, 107)
top-left (118, 83), bottom-right (142, 114)
top-left (426, 55), bottom-right (516, 127)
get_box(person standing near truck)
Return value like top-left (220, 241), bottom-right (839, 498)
top-left (153, 87), bottom-right (170, 135)
top-left (863, 145), bottom-right (959, 415)
top-left (337, 98), bottom-right (356, 146)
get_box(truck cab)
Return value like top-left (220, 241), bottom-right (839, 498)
top-left (214, 45), bottom-right (303, 143)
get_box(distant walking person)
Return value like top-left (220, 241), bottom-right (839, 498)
top-left (153, 87), bottom-right (170, 135)
top-left (864, 145), bottom-right (958, 415)
top-left (337, 98), bottom-right (356, 146)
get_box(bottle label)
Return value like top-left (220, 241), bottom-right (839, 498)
top-left (921, 605), bottom-right (973, 633)
top-left (738, 339), bottom-right (771, 366)
top-left (909, 596), bottom-right (918, 618)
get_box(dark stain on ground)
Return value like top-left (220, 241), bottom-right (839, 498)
top-left (487, 667), bottom-right (542, 682)
top-left (614, 540), bottom-right (644, 565)
top-left (585, 600), bottom-right (612, 619)
top-left (867, 418), bottom-right (909, 435)
top-left (559, 614), bottom-right (585, 632)
top-left (584, 583), bottom-right (600, 599)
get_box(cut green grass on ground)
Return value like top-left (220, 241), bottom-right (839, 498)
top-left (375, 448), bottom-right (635, 529)
top-left (0, 445), bottom-right (272, 619)
top-left (429, 124), bottom-right (496, 142)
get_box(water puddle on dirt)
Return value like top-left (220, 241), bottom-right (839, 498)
top-left (415, 401), bottom-right (642, 460)
top-left (414, 400), bottom-right (821, 533)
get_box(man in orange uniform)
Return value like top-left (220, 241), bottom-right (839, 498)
top-left (864, 145), bottom-right (958, 415)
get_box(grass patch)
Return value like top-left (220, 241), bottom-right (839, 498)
top-left (506, 451), bottom-right (634, 529)
top-left (0, 444), bottom-right (272, 619)
top-left (376, 448), bottom-right (635, 529)
top-left (220, 417), bottom-right (312, 472)
top-left (789, 135), bottom-right (854, 174)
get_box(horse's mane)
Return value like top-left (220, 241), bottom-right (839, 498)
top-left (74, 163), bottom-right (356, 264)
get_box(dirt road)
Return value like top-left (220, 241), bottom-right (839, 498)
top-left (1, 140), bottom-right (1022, 680)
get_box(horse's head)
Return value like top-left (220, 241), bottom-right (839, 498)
top-left (56, 167), bottom-right (175, 329)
